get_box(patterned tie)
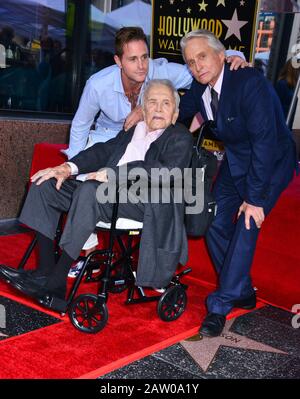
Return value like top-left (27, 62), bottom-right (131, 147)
top-left (210, 87), bottom-right (219, 121)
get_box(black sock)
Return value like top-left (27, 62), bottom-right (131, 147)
top-left (46, 251), bottom-right (75, 297)
top-left (35, 232), bottom-right (55, 276)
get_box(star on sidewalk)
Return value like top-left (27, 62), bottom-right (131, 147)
top-left (217, 0), bottom-right (226, 6)
top-left (181, 318), bottom-right (287, 372)
top-left (222, 9), bottom-right (248, 41)
top-left (198, 1), bottom-right (208, 12)
top-left (240, 0), bottom-right (246, 5)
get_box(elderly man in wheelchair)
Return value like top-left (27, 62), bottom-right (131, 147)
top-left (0, 79), bottom-right (196, 333)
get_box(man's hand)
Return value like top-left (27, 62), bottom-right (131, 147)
top-left (31, 163), bottom-right (72, 190)
top-left (86, 169), bottom-right (108, 182)
top-left (227, 55), bottom-right (251, 71)
top-left (124, 105), bottom-right (144, 131)
top-left (237, 201), bottom-right (265, 230)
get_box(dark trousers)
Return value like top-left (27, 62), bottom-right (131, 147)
top-left (19, 178), bottom-right (144, 261)
top-left (205, 160), bottom-right (292, 316)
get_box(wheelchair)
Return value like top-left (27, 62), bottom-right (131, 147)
top-left (16, 187), bottom-right (192, 334)
top-left (12, 121), bottom-right (219, 334)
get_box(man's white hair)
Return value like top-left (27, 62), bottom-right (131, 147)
top-left (180, 29), bottom-right (225, 62)
top-left (141, 79), bottom-right (180, 112)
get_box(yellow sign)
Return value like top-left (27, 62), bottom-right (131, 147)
top-left (202, 139), bottom-right (225, 152)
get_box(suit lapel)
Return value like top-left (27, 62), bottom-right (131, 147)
top-left (217, 64), bottom-right (232, 129)
top-left (145, 124), bottom-right (173, 159)
top-left (107, 128), bottom-right (135, 167)
top-left (199, 100), bottom-right (208, 121)
top-left (194, 81), bottom-right (209, 121)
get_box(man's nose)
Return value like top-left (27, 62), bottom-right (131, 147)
top-left (137, 58), bottom-right (144, 69)
top-left (195, 60), bottom-right (203, 72)
top-left (155, 102), bottom-right (162, 112)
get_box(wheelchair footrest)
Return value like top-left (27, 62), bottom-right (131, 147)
top-left (170, 267), bottom-right (192, 286)
top-left (39, 295), bottom-right (68, 314)
top-left (126, 295), bottom-right (161, 305)
top-left (175, 267), bottom-right (192, 279)
top-left (126, 284), bottom-right (161, 304)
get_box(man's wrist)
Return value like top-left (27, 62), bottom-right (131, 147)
top-left (65, 162), bottom-right (79, 176)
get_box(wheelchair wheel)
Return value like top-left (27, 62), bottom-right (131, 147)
top-left (157, 285), bottom-right (187, 322)
top-left (69, 294), bottom-right (108, 333)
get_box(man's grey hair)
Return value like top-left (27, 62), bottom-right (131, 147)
top-left (180, 29), bottom-right (225, 62)
top-left (141, 79), bottom-right (180, 112)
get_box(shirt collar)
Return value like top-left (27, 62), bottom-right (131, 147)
top-left (133, 121), bottom-right (164, 141)
top-left (209, 65), bottom-right (225, 96)
top-left (113, 60), bottom-right (153, 100)
top-left (113, 67), bottom-right (144, 106)
top-left (113, 66), bottom-right (125, 94)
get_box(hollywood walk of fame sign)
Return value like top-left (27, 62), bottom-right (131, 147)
top-left (181, 318), bottom-right (287, 373)
top-left (151, 0), bottom-right (260, 64)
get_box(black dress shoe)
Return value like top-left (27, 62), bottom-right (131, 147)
top-left (0, 265), bottom-right (26, 281)
top-left (233, 293), bottom-right (256, 310)
top-left (24, 273), bottom-right (48, 287)
top-left (7, 275), bottom-right (47, 299)
top-left (0, 265), bottom-right (48, 287)
top-left (199, 313), bottom-right (226, 337)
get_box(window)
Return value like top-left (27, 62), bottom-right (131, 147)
top-left (0, 0), bottom-right (72, 115)
top-left (261, 0), bottom-right (295, 13)
top-left (254, 1), bottom-right (300, 80)
top-left (0, 0), bottom-right (152, 117)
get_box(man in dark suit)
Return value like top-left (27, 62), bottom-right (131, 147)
top-left (0, 79), bottom-right (193, 310)
top-left (179, 29), bottom-right (298, 337)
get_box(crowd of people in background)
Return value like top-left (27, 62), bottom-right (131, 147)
top-left (1, 22), bottom-right (299, 121)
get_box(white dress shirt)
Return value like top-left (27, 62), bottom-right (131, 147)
top-left (202, 65), bottom-right (225, 120)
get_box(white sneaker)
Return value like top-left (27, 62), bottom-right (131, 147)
top-left (153, 287), bottom-right (166, 293)
top-left (68, 260), bottom-right (85, 278)
top-left (68, 260), bottom-right (101, 279)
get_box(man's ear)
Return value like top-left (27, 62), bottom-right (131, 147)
top-left (172, 111), bottom-right (179, 125)
top-left (114, 54), bottom-right (122, 68)
top-left (219, 51), bottom-right (226, 64)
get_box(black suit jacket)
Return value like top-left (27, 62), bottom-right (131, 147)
top-left (70, 123), bottom-right (194, 287)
